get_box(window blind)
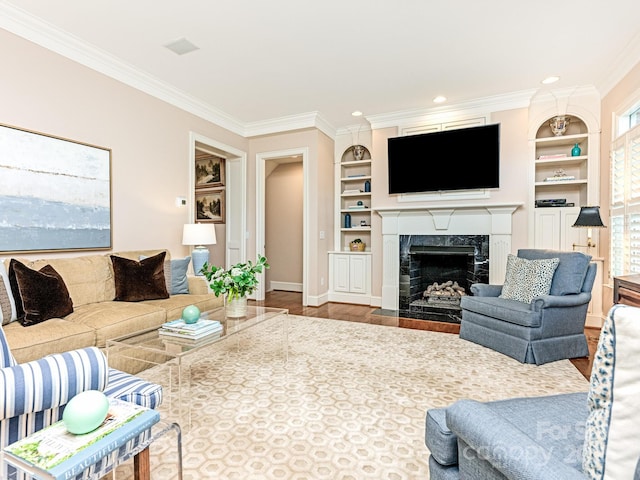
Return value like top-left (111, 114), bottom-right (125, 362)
top-left (610, 123), bottom-right (640, 276)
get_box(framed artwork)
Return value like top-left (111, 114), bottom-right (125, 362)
top-left (195, 152), bottom-right (225, 188)
top-left (0, 123), bottom-right (112, 253)
top-left (195, 188), bottom-right (225, 223)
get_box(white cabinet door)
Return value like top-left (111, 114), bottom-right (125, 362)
top-left (349, 255), bottom-right (368, 294)
top-left (333, 254), bottom-right (351, 292)
top-left (559, 208), bottom-right (584, 251)
top-left (534, 209), bottom-right (562, 250)
top-left (534, 206), bottom-right (584, 250)
top-left (329, 252), bottom-right (371, 301)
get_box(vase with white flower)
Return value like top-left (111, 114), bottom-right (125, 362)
top-left (200, 255), bottom-right (269, 317)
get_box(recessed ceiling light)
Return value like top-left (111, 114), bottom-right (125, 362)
top-left (433, 96), bottom-right (447, 104)
top-left (351, 111), bottom-right (363, 117)
top-left (541, 76), bottom-right (560, 85)
top-left (164, 37), bottom-right (200, 56)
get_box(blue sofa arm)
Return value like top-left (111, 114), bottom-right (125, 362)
top-left (447, 399), bottom-right (586, 480)
top-left (470, 283), bottom-right (502, 297)
top-left (0, 347), bottom-right (109, 420)
top-left (531, 292), bottom-right (592, 310)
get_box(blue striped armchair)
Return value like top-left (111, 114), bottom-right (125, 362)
top-left (0, 325), bottom-right (163, 479)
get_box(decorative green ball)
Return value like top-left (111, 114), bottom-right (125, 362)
top-left (63, 390), bottom-right (110, 434)
top-left (182, 305), bottom-right (201, 324)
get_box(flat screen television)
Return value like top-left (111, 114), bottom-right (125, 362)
top-left (387, 123), bottom-right (500, 194)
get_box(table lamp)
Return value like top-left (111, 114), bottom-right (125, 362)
top-left (572, 206), bottom-right (606, 252)
top-left (182, 223), bottom-right (216, 275)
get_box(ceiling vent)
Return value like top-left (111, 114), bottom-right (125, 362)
top-left (164, 37), bottom-right (199, 56)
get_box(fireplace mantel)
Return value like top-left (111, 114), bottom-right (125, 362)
top-left (373, 203), bottom-right (522, 310)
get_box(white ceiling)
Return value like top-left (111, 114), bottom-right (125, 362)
top-left (2, 0), bottom-right (640, 136)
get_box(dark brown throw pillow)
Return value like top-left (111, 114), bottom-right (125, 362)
top-left (9, 259), bottom-right (74, 326)
top-left (111, 251), bottom-right (169, 302)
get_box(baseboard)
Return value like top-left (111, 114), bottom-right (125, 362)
top-left (270, 281), bottom-right (303, 292)
top-left (328, 291), bottom-right (372, 306)
top-left (307, 292), bottom-right (329, 307)
top-left (585, 314), bottom-right (604, 329)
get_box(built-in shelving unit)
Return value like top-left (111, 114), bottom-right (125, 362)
top-left (532, 116), bottom-right (592, 251)
top-left (534, 126), bottom-right (590, 207)
top-left (329, 143), bottom-right (373, 305)
top-left (339, 157), bottom-right (372, 250)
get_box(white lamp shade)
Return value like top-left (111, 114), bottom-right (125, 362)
top-left (182, 224), bottom-right (217, 246)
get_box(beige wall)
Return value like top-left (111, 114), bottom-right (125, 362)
top-left (265, 162), bottom-right (303, 289)
top-left (248, 129), bottom-right (334, 302)
top-left (0, 28), bottom-right (247, 267)
top-left (599, 60), bottom-right (640, 311)
top-left (6, 21), bottom-right (638, 307)
top-left (1, 27), bottom-right (333, 302)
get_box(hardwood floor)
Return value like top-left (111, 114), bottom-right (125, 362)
top-left (252, 290), bottom-right (599, 381)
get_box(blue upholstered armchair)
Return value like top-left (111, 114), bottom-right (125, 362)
top-left (0, 325), bottom-right (163, 479)
top-left (459, 249), bottom-right (596, 365)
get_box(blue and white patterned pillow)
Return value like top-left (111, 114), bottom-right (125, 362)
top-left (499, 254), bottom-right (559, 303)
top-left (583, 304), bottom-right (640, 479)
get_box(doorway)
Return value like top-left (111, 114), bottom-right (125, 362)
top-left (256, 148), bottom-right (309, 305)
top-left (189, 132), bottom-right (247, 270)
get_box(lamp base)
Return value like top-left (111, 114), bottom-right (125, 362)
top-left (191, 246), bottom-right (209, 276)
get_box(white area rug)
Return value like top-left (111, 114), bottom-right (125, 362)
top-left (116, 315), bottom-right (589, 479)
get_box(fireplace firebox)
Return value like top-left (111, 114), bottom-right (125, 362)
top-left (399, 235), bottom-right (489, 323)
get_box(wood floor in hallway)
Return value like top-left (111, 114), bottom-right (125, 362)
top-left (251, 290), bottom-right (599, 381)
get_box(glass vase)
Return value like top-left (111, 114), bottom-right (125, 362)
top-left (571, 143), bottom-right (582, 156)
top-left (225, 295), bottom-right (248, 318)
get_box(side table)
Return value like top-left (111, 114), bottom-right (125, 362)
top-left (2, 420), bottom-right (182, 480)
top-left (614, 274), bottom-right (640, 307)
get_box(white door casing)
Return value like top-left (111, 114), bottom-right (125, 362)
top-left (256, 148), bottom-right (309, 305)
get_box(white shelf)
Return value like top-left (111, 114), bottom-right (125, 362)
top-left (535, 132), bottom-right (588, 145)
top-left (535, 155), bottom-right (587, 165)
top-left (535, 179), bottom-right (588, 187)
top-left (341, 192), bottom-right (371, 197)
top-left (341, 175), bottom-right (372, 182)
top-left (341, 159), bottom-right (372, 167)
top-left (340, 227), bottom-right (371, 232)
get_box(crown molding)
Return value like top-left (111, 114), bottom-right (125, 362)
top-left (597, 30), bottom-right (640, 97)
top-left (529, 84), bottom-right (599, 104)
top-left (0, 3), bottom-right (340, 140)
top-left (244, 111), bottom-right (336, 139)
top-left (335, 123), bottom-right (373, 138)
top-left (366, 89), bottom-right (536, 130)
top-left (0, 3), bottom-right (248, 135)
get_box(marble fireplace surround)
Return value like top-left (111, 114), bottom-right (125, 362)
top-left (374, 203), bottom-right (522, 311)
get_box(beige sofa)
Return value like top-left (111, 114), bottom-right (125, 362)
top-left (2, 249), bottom-right (223, 364)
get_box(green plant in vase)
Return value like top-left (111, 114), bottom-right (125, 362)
top-left (200, 255), bottom-right (270, 300)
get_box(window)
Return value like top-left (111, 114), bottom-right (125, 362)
top-left (610, 116), bottom-right (640, 277)
top-left (617, 104), bottom-right (640, 136)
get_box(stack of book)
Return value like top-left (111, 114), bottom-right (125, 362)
top-left (544, 175), bottom-right (576, 182)
top-left (159, 318), bottom-right (223, 345)
top-left (538, 153), bottom-right (568, 160)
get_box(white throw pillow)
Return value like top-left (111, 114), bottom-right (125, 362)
top-left (583, 304), bottom-right (640, 479)
top-left (499, 254), bottom-right (559, 303)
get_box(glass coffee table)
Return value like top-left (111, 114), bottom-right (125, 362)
top-left (106, 305), bottom-right (289, 429)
